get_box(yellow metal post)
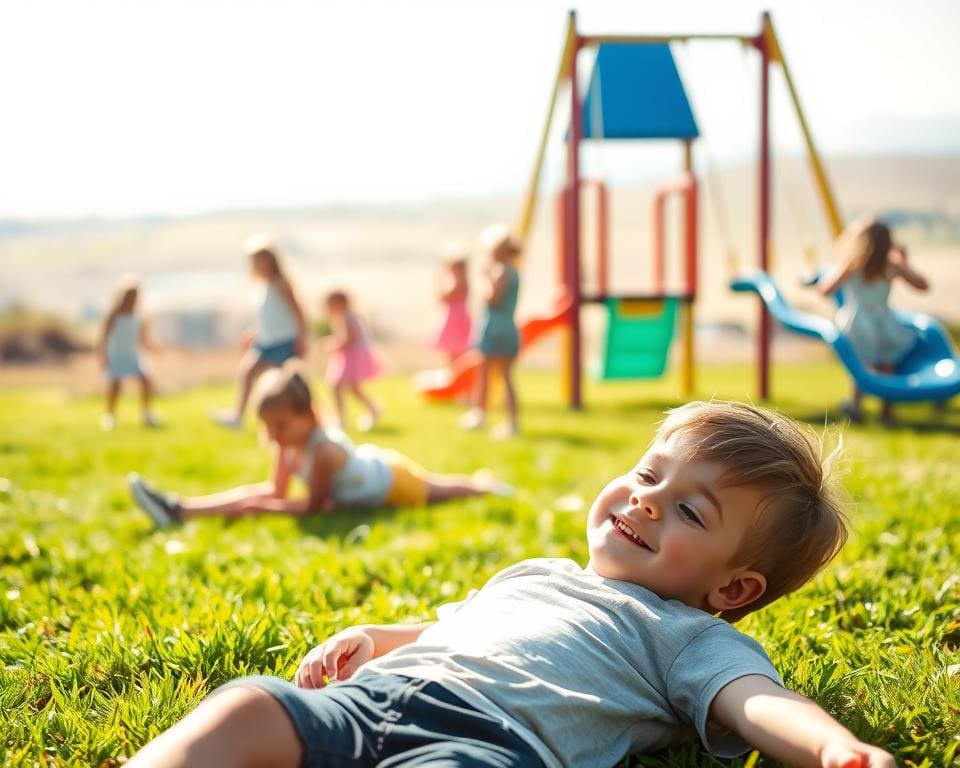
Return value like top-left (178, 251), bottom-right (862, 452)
top-left (681, 141), bottom-right (695, 396)
top-left (763, 16), bottom-right (843, 237)
top-left (515, 15), bottom-right (577, 245)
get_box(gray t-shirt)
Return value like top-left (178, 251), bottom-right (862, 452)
top-left (360, 558), bottom-right (782, 768)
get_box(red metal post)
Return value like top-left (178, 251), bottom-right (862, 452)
top-left (684, 172), bottom-right (698, 297)
top-left (652, 192), bottom-right (666, 293)
top-left (757, 14), bottom-right (772, 400)
top-left (566, 11), bottom-right (583, 409)
top-left (595, 180), bottom-right (609, 297)
top-left (555, 188), bottom-right (567, 287)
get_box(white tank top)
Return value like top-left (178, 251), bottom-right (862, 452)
top-left (106, 313), bottom-right (140, 360)
top-left (292, 427), bottom-right (392, 507)
top-left (255, 279), bottom-right (299, 346)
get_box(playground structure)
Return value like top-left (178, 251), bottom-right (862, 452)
top-left (418, 15), bottom-right (705, 405)
top-left (512, 9), bottom-right (852, 408)
top-left (420, 9), bottom-right (958, 408)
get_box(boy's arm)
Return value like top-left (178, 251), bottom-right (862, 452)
top-left (295, 622), bottom-right (433, 689)
top-left (710, 675), bottom-right (896, 768)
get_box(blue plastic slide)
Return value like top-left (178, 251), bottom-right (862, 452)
top-left (731, 271), bottom-right (960, 403)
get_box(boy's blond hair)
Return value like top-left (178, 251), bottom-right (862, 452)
top-left (657, 401), bottom-right (848, 623)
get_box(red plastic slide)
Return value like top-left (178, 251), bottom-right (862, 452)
top-left (415, 294), bottom-right (573, 402)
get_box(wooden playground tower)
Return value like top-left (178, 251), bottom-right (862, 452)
top-left (516, 10), bottom-right (845, 408)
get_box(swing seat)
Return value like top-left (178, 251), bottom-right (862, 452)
top-left (595, 298), bottom-right (678, 380)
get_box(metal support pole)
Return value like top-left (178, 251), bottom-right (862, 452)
top-left (757, 13), bottom-right (772, 401)
top-left (566, 11), bottom-right (584, 410)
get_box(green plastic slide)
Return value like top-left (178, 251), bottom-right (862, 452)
top-left (596, 297), bottom-right (677, 380)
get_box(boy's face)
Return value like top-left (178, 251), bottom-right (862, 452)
top-left (586, 431), bottom-right (766, 614)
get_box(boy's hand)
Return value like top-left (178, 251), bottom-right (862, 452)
top-left (294, 628), bottom-right (375, 689)
top-left (821, 741), bottom-right (896, 768)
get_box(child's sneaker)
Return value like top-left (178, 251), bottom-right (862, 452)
top-left (128, 473), bottom-right (182, 528)
top-left (356, 408), bottom-right (380, 433)
top-left (209, 409), bottom-right (242, 430)
top-left (143, 412), bottom-right (161, 428)
top-left (100, 413), bottom-right (116, 432)
top-left (491, 422), bottom-right (519, 440)
top-left (459, 408), bottom-right (485, 431)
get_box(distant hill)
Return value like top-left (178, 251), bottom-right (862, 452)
top-left (0, 153), bottom-right (957, 341)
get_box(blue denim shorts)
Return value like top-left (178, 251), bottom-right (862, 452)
top-left (217, 672), bottom-right (545, 768)
top-left (255, 338), bottom-right (298, 366)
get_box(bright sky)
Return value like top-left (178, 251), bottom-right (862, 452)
top-left (4, 0), bottom-right (959, 219)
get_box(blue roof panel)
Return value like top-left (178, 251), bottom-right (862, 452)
top-left (582, 43), bottom-right (699, 140)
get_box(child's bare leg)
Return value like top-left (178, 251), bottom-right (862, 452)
top-left (178, 482), bottom-right (279, 519)
top-left (139, 375), bottom-right (159, 425)
top-left (234, 353), bottom-right (270, 419)
top-left (460, 359), bottom-right (489, 429)
top-left (425, 474), bottom-right (490, 503)
top-left (350, 383), bottom-right (377, 415)
top-left (106, 379), bottom-right (121, 416)
top-left (332, 382), bottom-right (347, 428)
top-left (351, 383), bottom-right (380, 430)
top-left (425, 470), bottom-right (513, 503)
top-left (475, 359), bottom-right (490, 411)
top-left (501, 358), bottom-right (519, 432)
top-left (877, 364), bottom-right (895, 423)
top-left (139, 375), bottom-right (153, 411)
top-left (841, 382), bottom-right (863, 422)
top-left (127, 686), bottom-right (302, 768)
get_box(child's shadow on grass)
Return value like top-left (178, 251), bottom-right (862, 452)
top-left (790, 406), bottom-right (960, 435)
top-left (296, 507), bottom-right (388, 540)
top-left (367, 425), bottom-right (400, 436)
top-left (527, 429), bottom-right (624, 450)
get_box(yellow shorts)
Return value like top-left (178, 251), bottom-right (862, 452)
top-left (382, 450), bottom-right (429, 507)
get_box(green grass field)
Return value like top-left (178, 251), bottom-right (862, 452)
top-left (1, 363), bottom-right (958, 767)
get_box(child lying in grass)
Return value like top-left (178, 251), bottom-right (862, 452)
top-left (129, 363), bottom-right (510, 527)
top-left (128, 401), bottom-right (894, 768)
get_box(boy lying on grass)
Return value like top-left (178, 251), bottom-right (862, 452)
top-left (129, 401), bottom-right (894, 768)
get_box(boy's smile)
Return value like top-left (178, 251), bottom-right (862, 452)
top-left (586, 432), bottom-right (767, 614)
top-left (610, 511), bottom-right (652, 550)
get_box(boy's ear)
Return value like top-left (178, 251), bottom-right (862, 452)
top-left (707, 570), bottom-right (767, 614)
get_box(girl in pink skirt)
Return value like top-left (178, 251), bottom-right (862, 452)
top-left (432, 247), bottom-right (472, 363)
top-left (325, 290), bottom-right (382, 431)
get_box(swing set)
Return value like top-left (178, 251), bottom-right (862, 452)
top-left (419, 9), bottom-right (959, 408)
top-left (516, 10), bottom-right (845, 408)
